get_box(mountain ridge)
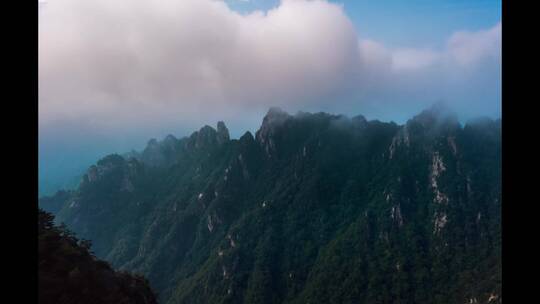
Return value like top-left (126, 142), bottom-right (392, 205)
top-left (40, 106), bottom-right (501, 304)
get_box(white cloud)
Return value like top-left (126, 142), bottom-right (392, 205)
top-left (447, 21), bottom-right (501, 66)
top-left (377, 22), bottom-right (501, 73)
top-left (39, 0), bottom-right (362, 130)
top-left (351, 21), bottom-right (500, 123)
top-left (39, 0), bottom-right (501, 135)
top-left (391, 48), bottom-right (441, 72)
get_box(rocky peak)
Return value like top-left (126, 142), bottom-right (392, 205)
top-left (123, 149), bottom-right (140, 160)
top-left (254, 108), bottom-right (292, 157)
top-left (147, 138), bottom-right (159, 147)
top-left (190, 125), bottom-right (217, 149)
top-left (139, 135), bottom-right (179, 167)
top-left (409, 103), bottom-right (459, 129)
top-left (81, 154), bottom-right (126, 185)
top-left (404, 104), bottom-right (461, 143)
top-left (217, 121), bottom-right (230, 145)
top-left (239, 131), bottom-right (255, 143)
top-left (262, 107), bottom-right (290, 127)
top-left (162, 134), bottom-right (177, 146)
top-left (96, 154), bottom-right (125, 167)
top-left (188, 123), bottom-right (229, 150)
top-left (352, 114), bottom-right (367, 125)
top-left (255, 107), bottom-right (291, 144)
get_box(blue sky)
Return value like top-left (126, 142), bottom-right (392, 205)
top-left (226, 0), bottom-right (501, 48)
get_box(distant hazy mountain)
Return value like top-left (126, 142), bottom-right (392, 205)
top-left (40, 105), bottom-right (501, 304)
top-left (39, 173), bottom-right (83, 198)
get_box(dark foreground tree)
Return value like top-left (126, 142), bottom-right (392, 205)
top-left (38, 208), bottom-right (158, 304)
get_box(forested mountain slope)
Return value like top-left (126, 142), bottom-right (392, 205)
top-left (40, 106), bottom-right (501, 304)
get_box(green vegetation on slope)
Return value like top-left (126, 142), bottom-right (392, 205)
top-left (40, 106), bottom-right (501, 304)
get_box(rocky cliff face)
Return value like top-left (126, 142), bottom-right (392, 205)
top-left (40, 106), bottom-right (501, 304)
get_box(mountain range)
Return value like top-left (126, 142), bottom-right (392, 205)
top-left (39, 105), bottom-right (501, 304)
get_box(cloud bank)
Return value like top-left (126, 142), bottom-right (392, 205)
top-left (39, 0), bottom-right (501, 136)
